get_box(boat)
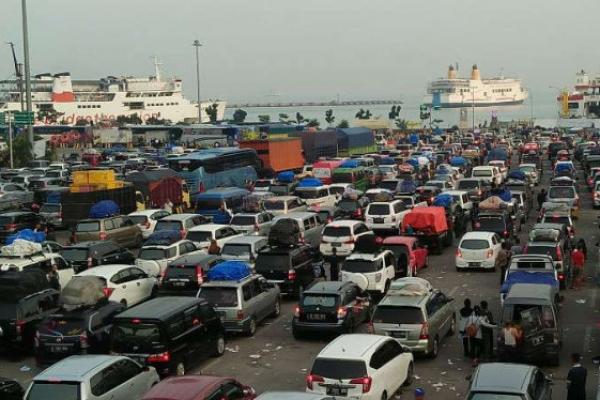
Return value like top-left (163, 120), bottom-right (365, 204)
top-left (424, 64), bottom-right (528, 108)
top-left (0, 59), bottom-right (226, 125)
top-left (556, 70), bottom-right (600, 128)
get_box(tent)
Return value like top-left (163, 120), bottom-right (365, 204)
top-left (89, 200), bottom-right (120, 218)
top-left (206, 261), bottom-right (252, 281)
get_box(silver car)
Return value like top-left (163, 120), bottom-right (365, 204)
top-left (25, 355), bottom-right (159, 400)
top-left (198, 274), bottom-right (280, 336)
top-left (0, 182), bottom-right (33, 210)
top-left (230, 211), bottom-right (274, 235)
top-left (221, 235), bottom-right (269, 264)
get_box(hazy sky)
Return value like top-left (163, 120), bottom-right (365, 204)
top-left (1, 0), bottom-right (599, 104)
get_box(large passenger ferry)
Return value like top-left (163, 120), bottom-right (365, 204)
top-left (0, 60), bottom-right (225, 125)
top-left (424, 64), bottom-right (528, 108)
top-left (556, 70), bottom-right (600, 128)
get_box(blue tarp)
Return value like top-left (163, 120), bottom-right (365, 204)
top-left (436, 165), bottom-right (451, 174)
top-left (555, 163), bottom-right (573, 172)
top-left (206, 261), bottom-right (252, 281)
top-left (145, 230), bottom-right (181, 246)
top-left (490, 188), bottom-right (512, 202)
top-left (297, 178), bottom-right (323, 188)
top-left (410, 133), bottom-right (419, 145)
top-left (340, 159), bottom-right (360, 168)
top-left (433, 193), bottom-right (453, 208)
top-left (46, 192), bottom-right (62, 204)
top-left (6, 229), bottom-right (46, 245)
top-left (500, 271), bottom-right (559, 294)
top-left (407, 158), bottom-right (419, 168)
top-left (213, 210), bottom-right (232, 224)
top-left (450, 157), bottom-right (466, 167)
top-left (508, 170), bottom-right (526, 181)
top-left (89, 200), bottom-right (120, 218)
top-left (277, 171), bottom-right (295, 183)
top-left (379, 157), bottom-right (395, 165)
top-left (488, 148), bottom-right (508, 161)
top-left (399, 181), bottom-right (417, 193)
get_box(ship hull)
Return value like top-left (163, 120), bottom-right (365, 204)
top-left (423, 99), bottom-right (526, 108)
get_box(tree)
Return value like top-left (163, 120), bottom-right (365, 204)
top-left (146, 116), bottom-right (171, 125)
top-left (278, 113), bottom-right (289, 123)
top-left (355, 109), bottom-right (372, 120)
top-left (0, 133), bottom-right (33, 168)
top-left (295, 112), bottom-right (306, 124)
top-left (258, 115), bottom-right (271, 123)
top-left (337, 119), bottom-right (350, 129)
top-left (232, 109), bottom-right (247, 124)
top-left (395, 118), bottom-right (408, 131)
top-left (306, 119), bottom-right (320, 128)
top-left (388, 104), bottom-right (402, 120)
top-left (205, 103), bottom-right (219, 123)
top-left (325, 109), bottom-right (335, 126)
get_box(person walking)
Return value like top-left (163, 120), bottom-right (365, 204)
top-left (496, 242), bottom-right (510, 285)
top-left (330, 247), bottom-right (339, 281)
top-left (537, 189), bottom-right (546, 211)
top-left (567, 353), bottom-right (587, 400)
top-left (571, 248), bottom-right (585, 290)
top-left (459, 299), bottom-right (474, 358)
top-left (577, 238), bottom-right (587, 259)
top-left (479, 301), bottom-right (495, 360)
top-left (465, 305), bottom-right (488, 366)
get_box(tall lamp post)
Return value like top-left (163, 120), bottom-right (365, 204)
top-left (21, 0), bottom-right (34, 147)
top-left (193, 40), bottom-right (202, 124)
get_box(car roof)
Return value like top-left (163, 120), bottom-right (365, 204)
top-left (142, 376), bottom-right (234, 400)
top-left (67, 241), bottom-right (110, 249)
top-left (273, 212), bottom-right (318, 221)
top-left (504, 284), bottom-right (554, 305)
top-left (170, 253), bottom-right (221, 266)
top-left (267, 196), bottom-right (299, 201)
top-left (442, 190), bottom-right (469, 196)
top-left (382, 236), bottom-right (417, 246)
top-left (116, 297), bottom-right (204, 321)
top-left (34, 355), bottom-right (123, 382)
top-left (378, 292), bottom-right (428, 307)
top-left (188, 223), bottom-right (229, 232)
top-left (325, 220), bottom-right (362, 228)
top-left (160, 214), bottom-right (199, 221)
top-left (223, 235), bottom-right (267, 245)
top-left (257, 392), bottom-right (334, 400)
top-left (75, 264), bottom-right (134, 278)
top-left (202, 274), bottom-right (256, 287)
top-left (304, 281), bottom-right (354, 295)
top-left (461, 231), bottom-right (495, 240)
top-left (129, 209), bottom-right (166, 216)
top-left (346, 252), bottom-right (387, 261)
top-left (470, 363), bottom-right (533, 394)
top-left (318, 334), bottom-right (388, 360)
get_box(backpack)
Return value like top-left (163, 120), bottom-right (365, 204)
top-left (466, 322), bottom-right (479, 338)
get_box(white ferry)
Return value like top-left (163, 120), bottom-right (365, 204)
top-left (0, 61), bottom-right (225, 125)
top-left (424, 64), bottom-right (528, 108)
top-left (556, 70), bottom-right (600, 128)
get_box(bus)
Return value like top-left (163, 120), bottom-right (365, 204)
top-left (168, 148), bottom-right (260, 199)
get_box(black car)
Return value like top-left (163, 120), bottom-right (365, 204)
top-left (292, 281), bottom-right (373, 338)
top-left (60, 241), bottom-right (135, 273)
top-left (0, 377), bottom-right (23, 400)
top-left (255, 244), bottom-right (323, 297)
top-left (159, 253), bottom-right (225, 296)
top-left (110, 297), bottom-right (225, 377)
top-left (35, 300), bottom-right (124, 365)
top-left (0, 211), bottom-right (43, 242)
top-left (475, 211), bottom-right (515, 243)
top-left (335, 196), bottom-right (370, 220)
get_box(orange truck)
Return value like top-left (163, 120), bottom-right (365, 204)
top-left (239, 138), bottom-right (305, 172)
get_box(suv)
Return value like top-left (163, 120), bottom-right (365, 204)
top-left (454, 179), bottom-right (487, 202)
top-left (39, 203), bottom-right (64, 228)
top-left (230, 211), bottom-right (274, 235)
top-left (111, 297), bottom-right (226, 376)
top-left (25, 355), bottom-right (159, 400)
top-left (292, 281), bottom-right (373, 338)
top-left (128, 209), bottom-right (171, 239)
top-left (0, 211), bottom-right (42, 242)
top-left (474, 211), bottom-right (515, 243)
top-left (255, 245), bottom-right (323, 297)
top-left (371, 278), bottom-right (455, 358)
top-left (221, 235), bottom-right (269, 264)
top-left (0, 251), bottom-right (73, 288)
top-left (159, 254), bottom-right (225, 296)
top-left (137, 239), bottom-right (202, 277)
top-left (320, 220), bottom-right (372, 257)
top-left (467, 363), bottom-right (552, 400)
top-left (199, 274), bottom-right (280, 336)
top-left (263, 196), bottom-right (308, 216)
top-left (524, 241), bottom-right (570, 289)
top-left (365, 200), bottom-right (409, 233)
top-left (153, 213), bottom-right (209, 238)
top-left (187, 224), bottom-right (244, 250)
top-left (272, 212), bottom-right (324, 248)
top-left (341, 250), bottom-right (396, 297)
top-left (335, 196), bottom-right (370, 220)
top-left (74, 216), bottom-right (143, 249)
top-left (60, 241), bottom-right (135, 273)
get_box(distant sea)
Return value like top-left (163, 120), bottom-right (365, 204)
top-left (224, 95), bottom-right (559, 128)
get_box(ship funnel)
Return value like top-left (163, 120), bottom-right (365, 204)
top-left (471, 65), bottom-right (481, 80)
top-left (448, 65), bottom-right (457, 79)
top-left (51, 73), bottom-right (75, 102)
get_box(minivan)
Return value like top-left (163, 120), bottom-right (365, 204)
top-left (272, 212), bottom-right (324, 248)
top-left (74, 216), bottom-right (143, 249)
top-left (195, 187), bottom-right (250, 218)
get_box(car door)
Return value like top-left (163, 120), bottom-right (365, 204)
top-left (109, 269), bottom-right (132, 305)
top-left (220, 381), bottom-right (248, 400)
top-left (383, 252), bottom-right (396, 280)
top-left (51, 256), bottom-right (74, 286)
top-left (128, 267), bottom-right (154, 303)
top-left (114, 358), bottom-right (151, 399)
top-left (250, 278), bottom-right (271, 321)
top-left (241, 281), bottom-right (259, 322)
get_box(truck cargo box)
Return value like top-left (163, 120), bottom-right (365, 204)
top-left (125, 169), bottom-right (183, 207)
top-left (239, 138), bottom-right (305, 172)
top-left (290, 130), bottom-right (338, 163)
top-left (61, 184), bottom-right (137, 227)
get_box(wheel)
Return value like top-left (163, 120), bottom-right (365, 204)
top-left (292, 327), bottom-right (302, 340)
top-left (428, 336), bottom-right (439, 359)
top-left (447, 316), bottom-right (456, 336)
top-left (403, 362), bottom-right (414, 386)
top-left (384, 280), bottom-right (391, 294)
top-left (246, 317), bottom-right (257, 336)
top-left (175, 360), bottom-right (186, 376)
top-left (151, 285), bottom-right (158, 297)
top-left (380, 391), bottom-right (388, 400)
top-left (120, 299), bottom-right (127, 308)
top-left (212, 333), bottom-right (225, 357)
top-left (271, 300), bottom-right (281, 318)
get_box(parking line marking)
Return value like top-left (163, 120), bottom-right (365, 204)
top-left (583, 327), bottom-right (592, 354)
top-left (448, 286), bottom-right (459, 297)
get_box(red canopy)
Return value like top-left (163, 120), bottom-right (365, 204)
top-left (402, 206), bottom-right (448, 234)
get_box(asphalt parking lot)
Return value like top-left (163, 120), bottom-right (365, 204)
top-left (1, 154), bottom-right (600, 399)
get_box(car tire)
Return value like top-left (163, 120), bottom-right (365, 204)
top-left (447, 316), bottom-right (456, 336)
top-left (120, 299), bottom-right (127, 308)
top-left (175, 360), bottom-right (186, 376)
top-left (212, 333), bottom-right (225, 357)
top-left (403, 362), bottom-right (414, 386)
top-left (429, 336), bottom-right (439, 359)
top-left (247, 317), bottom-right (257, 336)
top-left (271, 300), bottom-right (281, 318)
top-left (151, 285), bottom-right (158, 298)
top-left (292, 327), bottom-right (302, 340)
top-left (381, 391), bottom-right (387, 400)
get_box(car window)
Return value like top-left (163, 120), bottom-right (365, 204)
top-left (112, 217), bottom-right (124, 227)
top-left (242, 283), bottom-right (253, 301)
top-left (53, 257), bottom-right (70, 271)
top-left (115, 359), bottom-right (142, 383)
top-left (184, 241), bottom-right (197, 253)
top-left (90, 363), bottom-right (121, 396)
top-left (205, 389), bottom-right (224, 400)
top-left (221, 382), bottom-right (245, 400)
top-left (104, 219), bottom-right (115, 230)
top-left (355, 224), bottom-right (369, 235)
top-left (384, 253), bottom-right (395, 268)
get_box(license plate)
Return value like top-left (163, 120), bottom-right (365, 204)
top-left (331, 242), bottom-right (342, 247)
top-left (468, 262), bottom-right (480, 267)
top-left (48, 345), bottom-right (70, 353)
top-left (308, 314), bottom-right (326, 321)
top-left (374, 218), bottom-right (384, 223)
top-left (390, 331), bottom-right (407, 339)
top-left (327, 387), bottom-right (348, 396)
top-left (173, 282), bottom-right (186, 287)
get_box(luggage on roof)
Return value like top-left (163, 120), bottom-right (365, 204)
top-left (277, 171), bottom-right (295, 183)
top-left (297, 178), bottom-right (323, 188)
top-left (480, 196), bottom-right (509, 210)
top-left (61, 276), bottom-right (106, 307)
top-left (268, 219), bottom-right (300, 247)
top-left (6, 229), bottom-right (46, 245)
top-left (89, 200), bottom-right (120, 218)
top-left (402, 207), bottom-right (448, 234)
top-left (353, 233), bottom-right (381, 253)
top-left (450, 156), bottom-right (466, 167)
top-left (339, 159), bottom-right (360, 168)
top-left (399, 181), bottom-right (417, 194)
top-left (144, 230), bottom-right (181, 246)
top-left (508, 170), bottom-right (526, 181)
top-left (206, 261), bottom-right (251, 281)
top-left (1, 239), bottom-right (43, 257)
top-left (433, 194), bottom-right (453, 208)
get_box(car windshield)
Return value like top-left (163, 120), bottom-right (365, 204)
top-left (311, 358), bottom-right (367, 380)
top-left (323, 226), bottom-right (352, 237)
top-left (256, 253), bottom-right (290, 270)
top-left (526, 246), bottom-right (558, 259)
top-left (222, 244), bottom-right (251, 257)
top-left (473, 170), bottom-right (492, 177)
top-left (338, 199), bottom-right (359, 212)
top-left (60, 248), bottom-right (89, 262)
top-left (548, 187), bottom-right (575, 198)
top-left (461, 239), bottom-right (490, 250)
top-left (373, 305), bottom-right (424, 324)
top-left (343, 258), bottom-right (382, 273)
top-left (199, 287), bottom-right (238, 307)
top-left (543, 216), bottom-right (571, 226)
top-left (270, 184), bottom-right (291, 195)
top-left (457, 180), bottom-right (479, 189)
top-left (154, 220), bottom-right (183, 231)
top-left (138, 248), bottom-right (171, 260)
top-left (129, 215), bottom-right (148, 225)
top-left (26, 382), bottom-right (80, 400)
top-left (332, 172), bottom-right (354, 183)
top-left (295, 190), bottom-right (321, 199)
top-left (519, 166), bottom-right (535, 173)
top-left (113, 322), bottom-right (161, 343)
top-left (468, 394), bottom-right (523, 400)
top-left (264, 201), bottom-right (285, 211)
top-left (302, 294), bottom-right (339, 308)
top-left (75, 221), bottom-right (100, 232)
top-left (40, 204), bottom-right (60, 213)
top-left (329, 186), bottom-right (346, 195)
top-left (367, 204), bottom-right (390, 215)
top-left (379, 181), bottom-right (399, 191)
top-left (230, 216), bottom-right (256, 226)
top-left (196, 199), bottom-right (224, 210)
top-left (254, 181), bottom-right (271, 188)
top-left (187, 231), bottom-right (213, 243)
top-left (477, 217), bottom-right (505, 231)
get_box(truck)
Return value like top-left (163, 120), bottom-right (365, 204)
top-left (239, 138), bottom-right (305, 173)
top-left (401, 206), bottom-right (453, 255)
top-left (125, 169), bottom-right (190, 210)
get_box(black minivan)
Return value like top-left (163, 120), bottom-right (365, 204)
top-left (110, 297), bottom-right (225, 376)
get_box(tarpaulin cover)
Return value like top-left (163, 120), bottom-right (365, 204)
top-left (289, 131), bottom-right (338, 163)
top-left (436, 165), bottom-right (451, 174)
top-left (500, 271), bottom-right (559, 294)
top-left (89, 200), bottom-right (120, 218)
top-left (488, 148), bottom-right (508, 161)
top-left (541, 202), bottom-right (570, 215)
top-left (555, 163), bottom-right (573, 172)
top-left (277, 171), bottom-right (295, 183)
top-left (402, 207), bottom-right (448, 234)
top-left (144, 230), bottom-right (181, 246)
top-left (336, 128), bottom-right (374, 149)
top-left (399, 181), bottom-right (417, 194)
top-left (297, 178), bottom-right (323, 188)
top-left (61, 276), bottom-right (105, 306)
top-left (1, 239), bottom-right (43, 257)
top-left (46, 192), bottom-right (62, 204)
top-left (451, 157), bottom-right (466, 167)
top-left (268, 219), bottom-right (300, 247)
top-left (410, 133), bottom-right (419, 144)
top-left (508, 170), bottom-right (526, 181)
top-left (213, 210), bottom-right (232, 224)
top-left (407, 158), bottom-right (419, 168)
top-left (433, 194), bottom-right (453, 208)
top-left (479, 196), bottom-right (509, 210)
top-left (379, 157), bottom-right (395, 165)
top-left (6, 229), bottom-right (46, 245)
top-left (0, 268), bottom-right (50, 301)
top-left (340, 159), bottom-right (360, 168)
top-left (206, 261), bottom-right (252, 281)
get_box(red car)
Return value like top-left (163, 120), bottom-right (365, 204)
top-left (381, 236), bottom-right (428, 277)
top-left (142, 376), bottom-right (256, 400)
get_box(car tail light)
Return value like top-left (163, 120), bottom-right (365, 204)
top-left (337, 307), bottom-right (348, 319)
top-left (80, 331), bottom-right (89, 349)
top-left (556, 247), bottom-right (563, 261)
top-left (456, 249), bottom-right (462, 258)
top-left (195, 265), bottom-right (204, 285)
top-left (180, 229), bottom-right (187, 239)
top-left (503, 230), bottom-right (509, 238)
top-left (5, 223), bottom-right (17, 231)
top-left (254, 223), bottom-right (260, 232)
top-left (306, 374), bottom-right (324, 390)
top-left (486, 249), bottom-right (493, 258)
top-left (367, 321), bottom-right (374, 333)
top-left (103, 287), bottom-right (114, 298)
top-left (144, 221), bottom-right (151, 229)
top-left (288, 269), bottom-right (297, 281)
top-left (327, 217), bottom-right (334, 223)
top-left (349, 377), bottom-right (372, 393)
top-left (34, 330), bottom-right (39, 347)
top-left (558, 273), bottom-right (565, 281)
top-left (15, 320), bottom-right (25, 335)
top-left (147, 351), bottom-right (171, 363)
top-left (294, 306), bottom-right (301, 318)
top-left (237, 310), bottom-right (245, 320)
top-left (419, 322), bottom-right (430, 339)
top-left (353, 208), bottom-right (363, 218)
top-left (99, 231), bottom-right (107, 241)
top-left (87, 257), bottom-right (93, 268)
top-left (477, 190), bottom-right (482, 196)
top-left (344, 238), bottom-right (355, 244)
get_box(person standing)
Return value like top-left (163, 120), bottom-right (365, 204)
top-left (501, 322), bottom-right (518, 362)
top-left (496, 242), bottom-right (510, 285)
top-left (330, 247), bottom-right (339, 281)
top-left (465, 305), bottom-right (488, 366)
top-left (459, 299), bottom-right (474, 358)
top-left (571, 248), bottom-right (585, 290)
top-left (537, 189), bottom-right (546, 211)
top-left (479, 301), bottom-right (495, 360)
top-left (567, 353), bottom-right (587, 400)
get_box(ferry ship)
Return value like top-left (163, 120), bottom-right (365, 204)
top-left (0, 61), bottom-right (225, 125)
top-left (556, 70), bottom-right (600, 128)
top-left (424, 64), bottom-right (528, 108)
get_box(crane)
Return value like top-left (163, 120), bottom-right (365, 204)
top-left (6, 41), bottom-right (24, 111)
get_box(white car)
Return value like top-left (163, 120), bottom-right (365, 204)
top-left (186, 224), bottom-right (245, 250)
top-left (230, 211), bottom-right (274, 235)
top-left (136, 239), bottom-right (201, 276)
top-left (455, 231), bottom-right (502, 271)
top-left (472, 166), bottom-right (502, 186)
top-left (378, 165), bottom-right (397, 179)
top-left (128, 209), bottom-right (171, 239)
top-left (441, 189), bottom-right (473, 212)
top-left (518, 163), bottom-right (540, 185)
top-left (74, 264), bottom-right (157, 307)
top-left (263, 196), bottom-right (308, 216)
top-left (320, 220), bottom-right (372, 257)
top-left (295, 185), bottom-right (337, 208)
top-left (365, 200), bottom-right (409, 232)
top-left (306, 334), bottom-right (413, 400)
top-left (341, 250), bottom-right (396, 296)
top-left (488, 160), bottom-right (508, 180)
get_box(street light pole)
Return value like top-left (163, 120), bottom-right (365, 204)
top-left (472, 88), bottom-right (475, 132)
top-left (21, 0), bottom-right (34, 148)
top-left (193, 40), bottom-right (202, 124)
